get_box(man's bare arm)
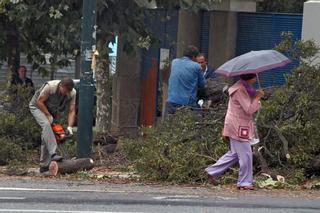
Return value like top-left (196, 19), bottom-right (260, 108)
top-left (68, 103), bottom-right (76, 127)
top-left (37, 96), bottom-right (51, 117)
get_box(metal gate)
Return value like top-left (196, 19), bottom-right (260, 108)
top-left (140, 9), bottom-right (179, 126)
top-left (236, 12), bottom-right (302, 87)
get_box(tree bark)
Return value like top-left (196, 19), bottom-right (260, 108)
top-left (6, 23), bottom-right (20, 73)
top-left (74, 54), bottom-right (81, 79)
top-left (49, 158), bottom-right (94, 176)
top-left (160, 65), bottom-right (170, 122)
top-left (161, 83), bottom-right (168, 122)
top-left (95, 38), bottom-right (112, 135)
top-left (50, 63), bottom-right (55, 80)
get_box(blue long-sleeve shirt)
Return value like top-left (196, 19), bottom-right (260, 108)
top-left (167, 57), bottom-right (205, 106)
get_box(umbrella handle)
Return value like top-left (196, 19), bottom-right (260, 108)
top-left (256, 73), bottom-right (261, 88)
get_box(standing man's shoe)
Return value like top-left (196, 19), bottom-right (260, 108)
top-left (39, 166), bottom-right (49, 173)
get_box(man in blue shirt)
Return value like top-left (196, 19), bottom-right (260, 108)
top-left (166, 45), bottom-right (205, 114)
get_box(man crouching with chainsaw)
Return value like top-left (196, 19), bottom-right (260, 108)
top-left (29, 77), bottom-right (76, 173)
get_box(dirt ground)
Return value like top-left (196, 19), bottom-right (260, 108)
top-left (1, 150), bottom-right (320, 200)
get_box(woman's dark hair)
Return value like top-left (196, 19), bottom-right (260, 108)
top-left (239, 74), bottom-right (256, 80)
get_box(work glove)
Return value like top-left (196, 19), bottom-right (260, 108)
top-left (198, 99), bottom-right (204, 108)
top-left (67, 126), bottom-right (73, 136)
top-left (47, 115), bottom-right (53, 124)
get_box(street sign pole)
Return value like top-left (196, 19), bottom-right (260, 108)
top-left (77, 0), bottom-right (97, 158)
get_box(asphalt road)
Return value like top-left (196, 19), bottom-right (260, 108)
top-left (0, 178), bottom-right (319, 213)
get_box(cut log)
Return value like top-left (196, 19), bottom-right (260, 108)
top-left (49, 158), bottom-right (94, 176)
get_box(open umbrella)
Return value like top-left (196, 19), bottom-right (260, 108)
top-left (215, 50), bottom-right (291, 146)
top-left (215, 50), bottom-right (291, 78)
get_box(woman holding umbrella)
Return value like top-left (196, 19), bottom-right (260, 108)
top-left (205, 49), bottom-right (291, 189)
top-left (205, 73), bottom-right (264, 190)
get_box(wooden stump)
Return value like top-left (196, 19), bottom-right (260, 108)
top-left (49, 158), bottom-right (94, 176)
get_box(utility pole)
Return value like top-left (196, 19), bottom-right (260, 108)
top-left (77, 0), bottom-right (97, 158)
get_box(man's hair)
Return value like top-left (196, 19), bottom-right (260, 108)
top-left (197, 53), bottom-right (207, 59)
top-left (240, 74), bottom-right (256, 80)
top-left (60, 77), bottom-right (74, 91)
top-left (18, 65), bottom-right (27, 72)
top-left (183, 45), bottom-right (200, 58)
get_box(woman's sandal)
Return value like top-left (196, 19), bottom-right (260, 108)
top-left (237, 186), bottom-right (255, 190)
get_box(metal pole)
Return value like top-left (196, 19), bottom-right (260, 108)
top-left (77, 0), bottom-right (97, 158)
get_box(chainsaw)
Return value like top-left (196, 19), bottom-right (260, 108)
top-left (51, 123), bottom-right (72, 143)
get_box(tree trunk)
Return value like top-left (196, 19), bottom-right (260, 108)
top-left (74, 54), bottom-right (81, 78)
top-left (160, 65), bottom-right (170, 122)
top-left (49, 158), bottom-right (94, 176)
top-left (161, 83), bottom-right (168, 122)
top-left (50, 63), bottom-right (55, 80)
top-left (6, 23), bottom-right (20, 73)
top-left (95, 38), bottom-right (112, 134)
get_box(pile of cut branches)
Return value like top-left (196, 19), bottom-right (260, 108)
top-left (122, 33), bottom-right (320, 185)
top-left (121, 100), bottom-right (229, 183)
top-left (257, 32), bottom-right (320, 183)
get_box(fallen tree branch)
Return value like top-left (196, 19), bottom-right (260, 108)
top-left (274, 125), bottom-right (290, 159)
top-left (49, 158), bottom-right (94, 176)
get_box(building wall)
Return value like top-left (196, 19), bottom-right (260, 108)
top-left (110, 36), bottom-right (142, 137)
top-left (230, 0), bottom-right (257, 12)
top-left (110, 9), bottom-right (179, 136)
top-left (212, 0), bottom-right (256, 12)
top-left (208, 11), bottom-right (238, 69)
top-left (176, 10), bottom-right (201, 57)
top-left (199, 11), bottom-right (210, 59)
top-left (302, 1), bottom-right (320, 65)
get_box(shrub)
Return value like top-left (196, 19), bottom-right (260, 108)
top-left (0, 84), bottom-right (41, 165)
top-left (258, 32), bottom-right (320, 182)
top-left (0, 137), bottom-right (25, 165)
top-left (121, 104), bottom-right (229, 183)
top-left (6, 160), bottom-right (29, 176)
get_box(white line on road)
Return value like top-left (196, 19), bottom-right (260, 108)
top-left (0, 197), bottom-right (25, 200)
top-left (153, 195), bottom-right (236, 201)
top-left (0, 187), bottom-right (128, 193)
top-left (153, 195), bottom-right (200, 200)
top-left (0, 210), bottom-right (143, 213)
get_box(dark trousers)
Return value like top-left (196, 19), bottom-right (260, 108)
top-left (165, 102), bottom-right (183, 115)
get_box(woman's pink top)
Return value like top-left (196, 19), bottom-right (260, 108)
top-left (223, 80), bottom-right (260, 142)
